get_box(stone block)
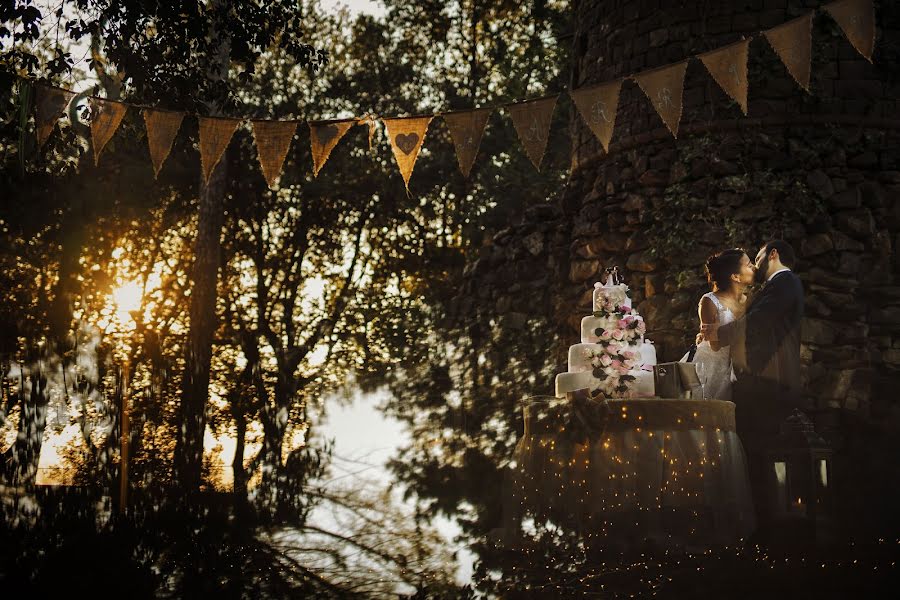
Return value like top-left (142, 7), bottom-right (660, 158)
top-left (732, 13), bottom-right (758, 30)
top-left (847, 150), bottom-right (880, 168)
top-left (806, 295), bottom-right (832, 318)
top-left (838, 252), bottom-right (862, 275)
top-left (839, 60), bottom-right (879, 80)
top-left (622, 194), bottom-right (644, 212)
top-left (759, 9), bottom-right (785, 28)
top-left (801, 233), bottom-right (834, 257)
top-left (815, 369), bottom-right (856, 401)
top-left (880, 171), bottom-right (900, 185)
top-left (645, 274), bottom-right (664, 298)
top-left (859, 181), bottom-right (885, 208)
top-left (638, 295), bottom-right (676, 328)
top-left (835, 80), bottom-right (884, 100)
top-left (835, 208), bottom-right (875, 238)
top-left (523, 232), bottom-right (544, 256)
top-left (801, 318), bottom-right (841, 345)
top-left (870, 306), bottom-right (900, 325)
top-left (626, 250), bottom-right (659, 273)
top-left (806, 169), bottom-right (834, 198)
top-left (569, 259), bottom-right (601, 283)
top-left (625, 232), bottom-right (649, 252)
top-left (607, 213), bottom-right (627, 228)
top-left (572, 220), bottom-right (603, 237)
top-left (597, 232), bottom-right (629, 253)
top-left (829, 188), bottom-right (861, 210)
top-left (817, 290), bottom-right (854, 309)
top-left (638, 170), bottom-right (668, 186)
top-left (883, 349), bottom-right (900, 367)
top-left (831, 231), bottom-right (865, 252)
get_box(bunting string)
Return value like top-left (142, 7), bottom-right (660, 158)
top-left (14, 0), bottom-right (878, 187)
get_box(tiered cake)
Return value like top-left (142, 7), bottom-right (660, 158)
top-left (555, 269), bottom-right (657, 398)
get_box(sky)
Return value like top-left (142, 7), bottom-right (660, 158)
top-left (322, 0), bottom-right (386, 18)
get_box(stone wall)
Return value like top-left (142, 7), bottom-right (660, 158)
top-left (562, 0), bottom-right (900, 419)
top-left (457, 0), bottom-right (900, 537)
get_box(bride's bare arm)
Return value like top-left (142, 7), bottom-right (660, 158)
top-left (699, 296), bottom-right (721, 351)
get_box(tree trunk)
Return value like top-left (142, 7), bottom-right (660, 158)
top-left (258, 397), bottom-right (286, 513)
top-left (175, 158), bottom-right (227, 493)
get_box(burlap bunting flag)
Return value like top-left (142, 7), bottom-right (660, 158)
top-left (442, 108), bottom-right (491, 178)
top-left (34, 85), bottom-right (74, 148)
top-left (142, 109), bottom-right (185, 178)
top-left (632, 61), bottom-right (688, 138)
top-left (764, 13), bottom-right (813, 92)
top-left (309, 119), bottom-right (355, 177)
top-left (383, 116), bottom-right (432, 191)
top-left (507, 96), bottom-right (558, 170)
top-left (698, 39), bottom-right (750, 116)
top-left (199, 116), bottom-right (241, 183)
top-left (89, 98), bottom-right (128, 165)
top-left (570, 80), bottom-right (622, 152)
top-left (251, 120), bottom-right (298, 188)
top-left (825, 0), bottom-right (875, 63)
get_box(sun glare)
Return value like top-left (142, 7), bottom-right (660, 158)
top-left (112, 280), bottom-right (143, 320)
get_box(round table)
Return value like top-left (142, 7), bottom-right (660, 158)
top-left (505, 396), bottom-right (755, 548)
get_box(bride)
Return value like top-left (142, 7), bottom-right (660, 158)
top-left (694, 248), bottom-right (755, 400)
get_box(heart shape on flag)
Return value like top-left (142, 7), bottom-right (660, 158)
top-left (317, 124), bottom-right (340, 145)
top-left (395, 132), bottom-right (419, 154)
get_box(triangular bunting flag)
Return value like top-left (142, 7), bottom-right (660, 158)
top-left (699, 39), bottom-right (750, 116)
top-left (142, 109), bottom-right (185, 178)
top-left (764, 13), bottom-right (813, 92)
top-left (824, 0), bottom-right (875, 63)
top-left (309, 119), bottom-right (356, 177)
top-left (383, 116), bottom-right (432, 192)
top-left (632, 61), bottom-right (689, 138)
top-left (506, 96), bottom-right (558, 170)
top-left (34, 85), bottom-right (74, 148)
top-left (442, 108), bottom-right (491, 178)
top-left (90, 98), bottom-right (128, 165)
top-left (199, 116), bottom-right (241, 183)
top-left (251, 120), bottom-right (298, 188)
top-left (570, 80), bottom-right (622, 152)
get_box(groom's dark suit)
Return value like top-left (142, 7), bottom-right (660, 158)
top-left (717, 269), bottom-right (804, 530)
top-left (717, 270), bottom-right (804, 442)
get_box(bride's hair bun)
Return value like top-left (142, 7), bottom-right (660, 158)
top-left (705, 248), bottom-right (746, 291)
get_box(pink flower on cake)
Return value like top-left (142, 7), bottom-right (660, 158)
top-left (599, 354), bottom-right (612, 367)
top-left (611, 329), bottom-right (624, 340)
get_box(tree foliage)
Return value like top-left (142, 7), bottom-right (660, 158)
top-left (1, 0), bottom-right (573, 593)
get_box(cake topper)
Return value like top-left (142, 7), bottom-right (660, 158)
top-left (603, 266), bottom-right (621, 286)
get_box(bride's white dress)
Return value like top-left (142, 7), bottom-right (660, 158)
top-left (694, 292), bottom-right (736, 401)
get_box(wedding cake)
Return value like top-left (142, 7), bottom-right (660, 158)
top-left (555, 268), bottom-right (657, 398)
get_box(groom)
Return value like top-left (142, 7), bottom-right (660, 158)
top-left (701, 240), bottom-right (804, 521)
